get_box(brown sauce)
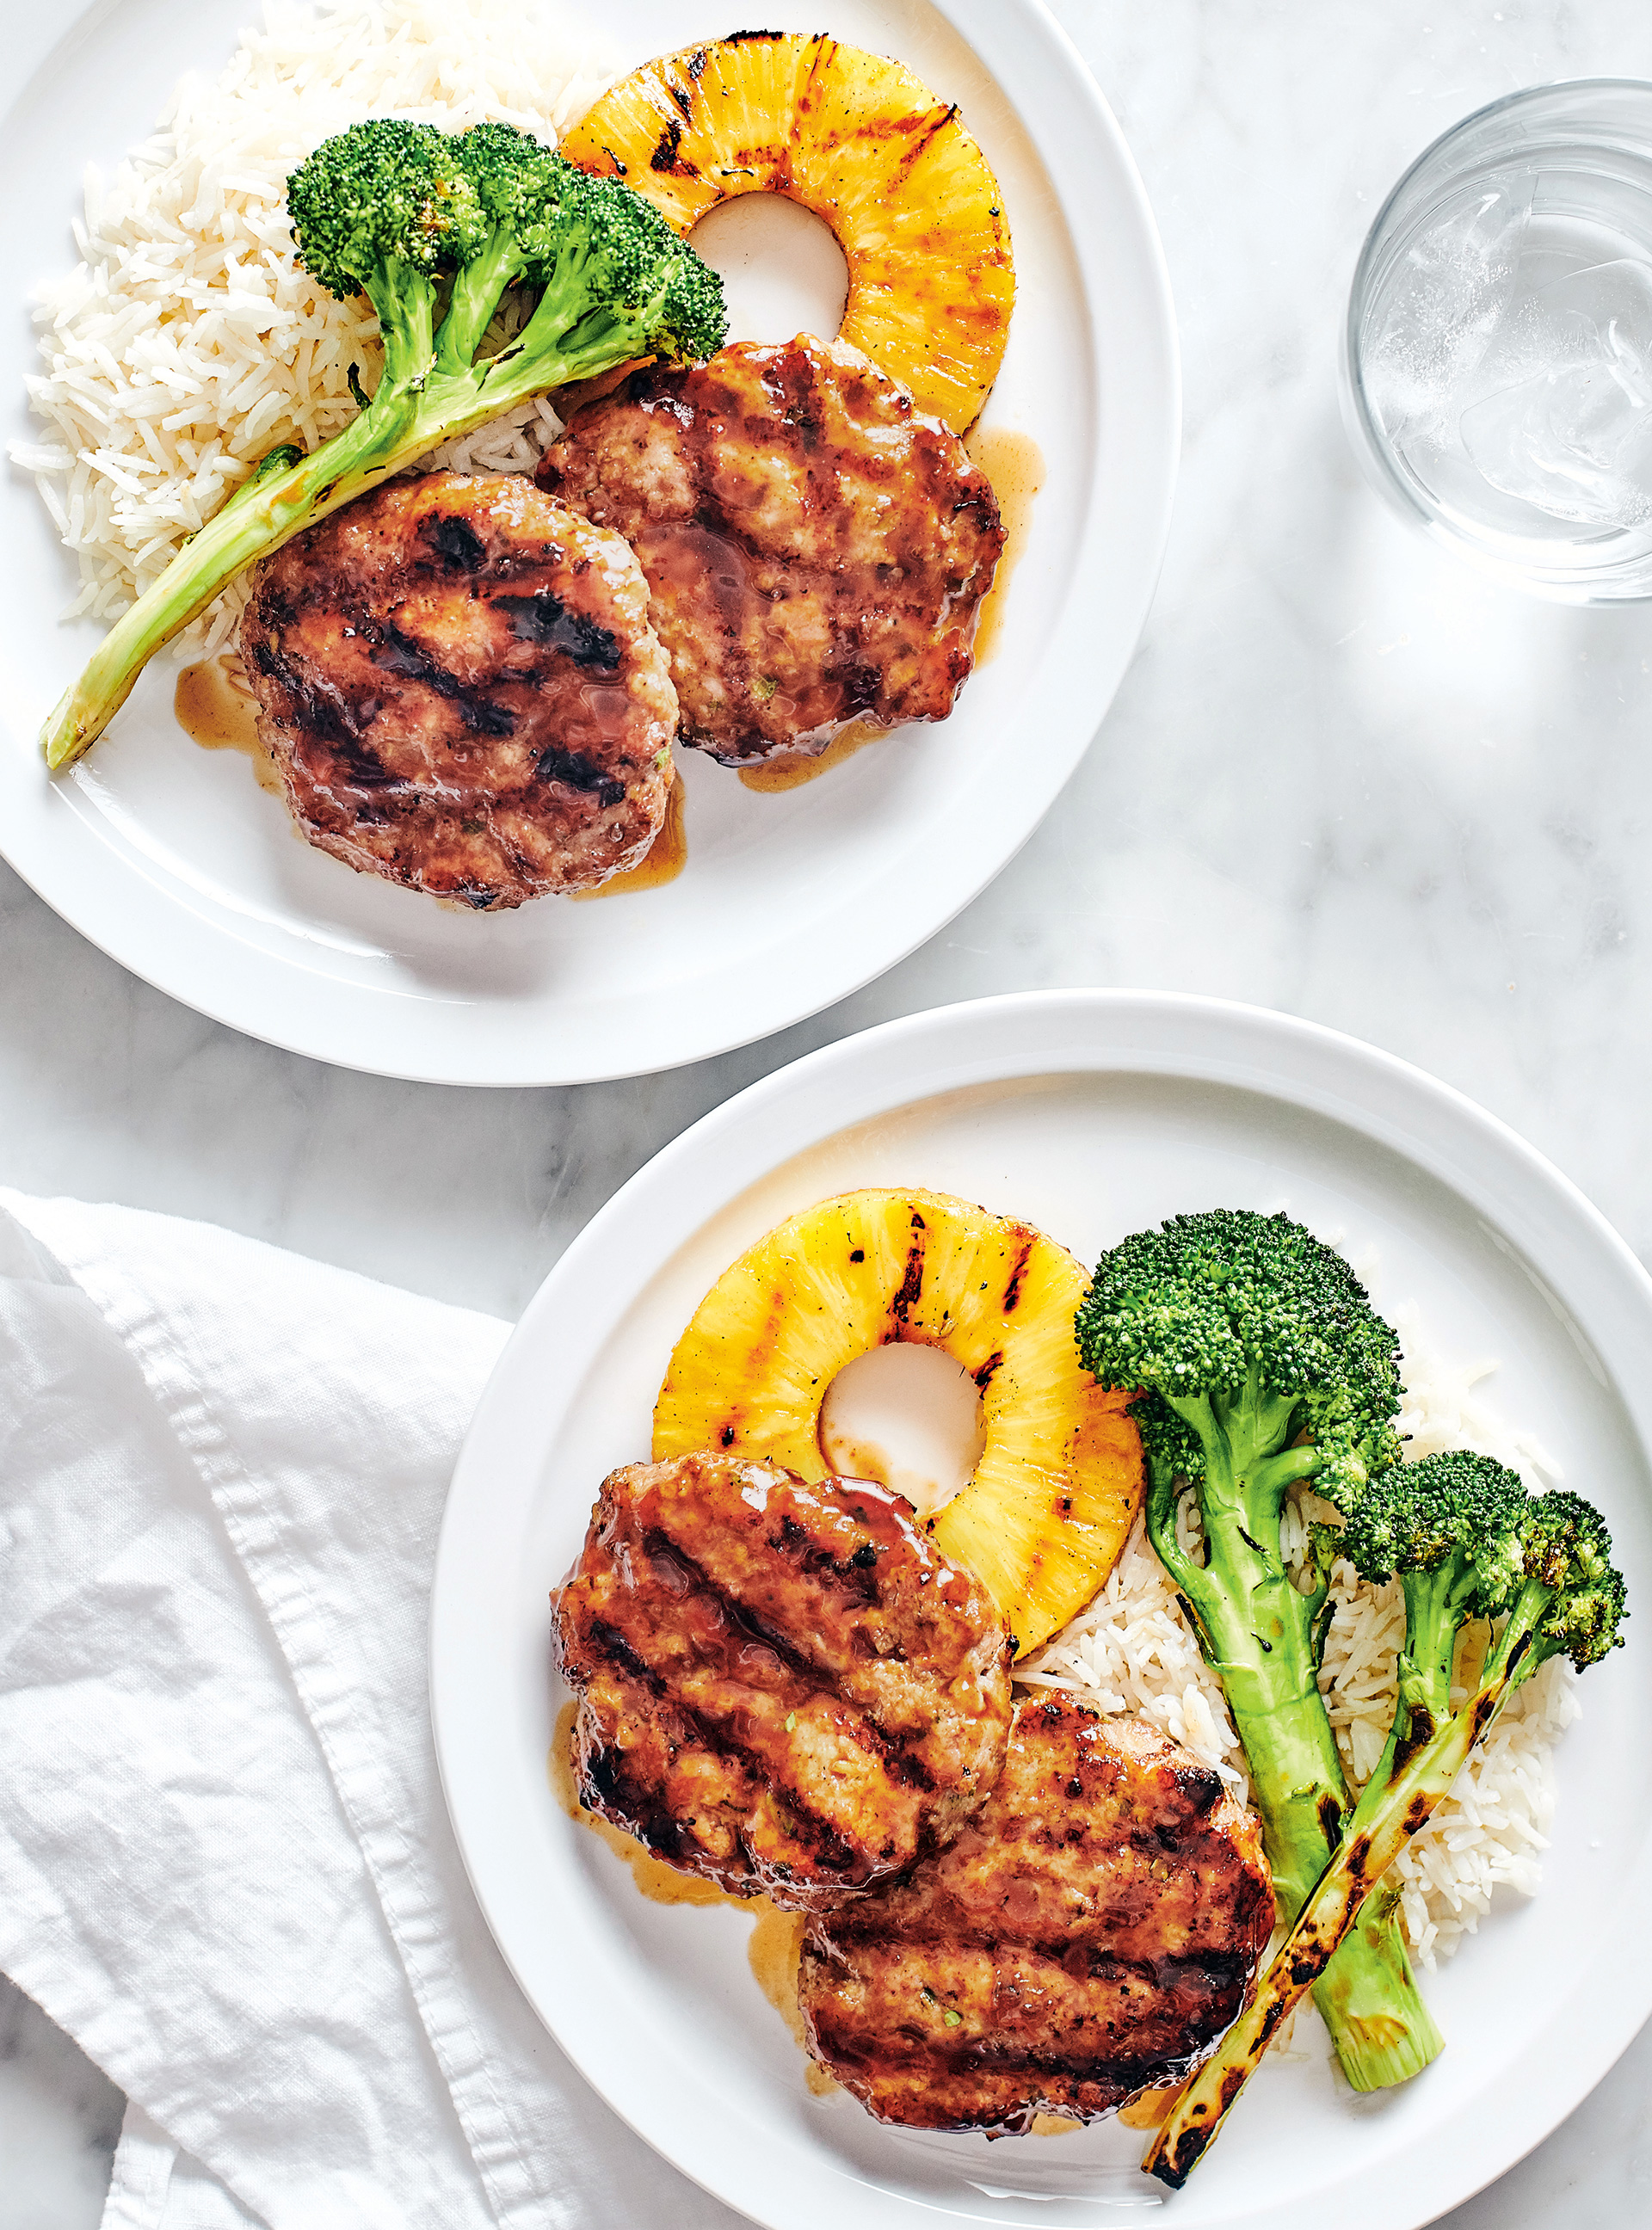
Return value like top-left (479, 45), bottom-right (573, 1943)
top-left (1116, 2086), bottom-right (1178, 2130)
top-left (964, 427), bottom-right (1045, 667)
top-left (737, 717), bottom-right (885, 793)
top-left (175, 653), bottom-right (283, 794)
top-left (747, 1904), bottom-right (838, 2095)
top-left (572, 773), bottom-right (687, 898)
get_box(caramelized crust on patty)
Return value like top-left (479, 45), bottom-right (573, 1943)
top-left (798, 1694), bottom-right (1274, 2130)
top-left (240, 471), bottom-right (677, 906)
top-left (552, 1453), bottom-right (1013, 1909)
top-left (537, 335), bottom-right (1004, 763)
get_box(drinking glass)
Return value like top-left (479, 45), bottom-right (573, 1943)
top-left (1341, 80), bottom-right (1652, 601)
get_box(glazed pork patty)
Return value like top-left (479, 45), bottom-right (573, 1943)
top-left (536, 335), bottom-right (1005, 764)
top-left (798, 1694), bottom-right (1274, 2131)
top-left (240, 471), bottom-right (677, 907)
top-left (552, 1452), bottom-right (1014, 1909)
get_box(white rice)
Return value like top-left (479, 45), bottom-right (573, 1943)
top-left (14, 0), bottom-right (620, 654)
top-left (1020, 1300), bottom-right (1578, 2017)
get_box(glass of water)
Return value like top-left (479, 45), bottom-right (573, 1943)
top-left (1342, 80), bottom-right (1652, 600)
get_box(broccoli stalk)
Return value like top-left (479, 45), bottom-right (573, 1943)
top-left (1075, 1209), bottom-right (1443, 2091)
top-left (41, 118), bottom-right (726, 769)
top-left (1144, 1475), bottom-right (1626, 2188)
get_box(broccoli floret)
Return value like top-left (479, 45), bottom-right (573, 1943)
top-left (1076, 1209), bottom-right (1437, 2093)
top-left (1147, 1472), bottom-right (1626, 2188)
top-left (1342, 1456), bottom-right (1621, 1821)
top-left (1341, 1446), bottom-right (1528, 1592)
top-left (1340, 1450), bottom-right (1529, 1880)
top-left (287, 117), bottom-right (487, 301)
top-left (42, 118), bottom-right (728, 768)
top-left (1501, 1488), bottom-right (1628, 1674)
top-left (1077, 1207), bottom-right (1404, 1503)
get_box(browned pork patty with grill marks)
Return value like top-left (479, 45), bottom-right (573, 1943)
top-left (552, 1452), bottom-right (1014, 1910)
top-left (240, 471), bottom-right (677, 907)
top-left (798, 1693), bottom-right (1274, 2130)
top-left (536, 335), bottom-right (1005, 764)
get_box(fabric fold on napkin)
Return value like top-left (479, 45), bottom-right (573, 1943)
top-left (0, 1192), bottom-right (742, 2230)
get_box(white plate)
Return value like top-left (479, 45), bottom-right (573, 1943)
top-left (0, 0), bottom-right (1176, 1085)
top-left (431, 989), bottom-right (1652, 2230)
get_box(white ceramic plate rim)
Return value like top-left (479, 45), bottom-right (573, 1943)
top-left (430, 988), bottom-right (1652, 2230)
top-left (0, 0), bottom-right (1179, 1086)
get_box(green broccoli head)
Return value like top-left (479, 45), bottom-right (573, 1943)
top-left (453, 122), bottom-right (728, 360)
top-left (287, 119), bottom-right (488, 299)
top-left (521, 163), bottom-right (728, 363)
top-left (1516, 1490), bottom-right (1628, 1672)
top-left (1340, 1449), bottom-right (1529, 1611)
top-left (1076, 1209), bottom-right (1404, 1501)
top-left (452, 120), bottom-right (562, 224)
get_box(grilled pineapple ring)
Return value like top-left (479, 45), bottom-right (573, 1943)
top-left (561, 32), bottom-right (1014, 434)
top-left (652, 1189), bottom-right (1142, 1655)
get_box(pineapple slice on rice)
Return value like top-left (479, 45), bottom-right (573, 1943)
top-left (560, 31), bottom-right (1014, 434)
top-left (652, 1189), bottom-right (1142, 1655)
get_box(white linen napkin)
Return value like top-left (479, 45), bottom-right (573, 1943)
top-left (0, 1192), bottom-right (744, 2230)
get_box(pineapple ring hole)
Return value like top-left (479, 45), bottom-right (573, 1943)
top-left (817, 1342), bottom-right (986, 1519)
top-left (687, 194), bottom-right (849, 348)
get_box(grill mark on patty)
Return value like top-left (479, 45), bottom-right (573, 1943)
top-left (754, 1788), bottom-right (866, 1878)
top-left (583, 1617), bottom-right (666, 1696)
top-left (838, 1707), bottom-right (938, 1795)
top-left (536, 744), bottom-right (628, 807)
top-left (249, 633), bottom-right (404, 790)
top-left (819, 1913), bottom-right (1258, 1998)
top-left (583, 1742), bottom-right (690, 1859)
top-left (642, 1526), bottom-right (852, 1690)
top-left (578, 1644), bottom-right (767, 1809)
top-left (578, 1619), bottom-right (891, 1881)
top-left (492, 590), bottom-right (622, 669)
top-left (367, 622), bottom-right (518, 736)
top-left (420, 512), bottom-right (488, 571)
top-left (764, 1510), bottom-right (881, 1608)
top-left (812, 2033), bottom-right (1211, 2098)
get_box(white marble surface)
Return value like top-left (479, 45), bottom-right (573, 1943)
top-left (5, 0), bottom-right (1652, 2223)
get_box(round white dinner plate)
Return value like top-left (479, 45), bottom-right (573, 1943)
top-left (0, 0), bottom-right (1176, 1084)
top-left (431, 989), bottom-right (1652, 2230)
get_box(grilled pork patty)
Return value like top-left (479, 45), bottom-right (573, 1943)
top-left (552, 1453), bottom-right (1014, 1909)
top-left (798, 1694), bottom-right (1274, 2130)
top-left (537, 335), bottom-right (1005, 763)
top-left (240, 471), bottom-right (677, 906)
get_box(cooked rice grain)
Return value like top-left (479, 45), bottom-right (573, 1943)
top-left (15, 0), bottom-right (618, 652)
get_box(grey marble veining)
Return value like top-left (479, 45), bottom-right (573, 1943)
top-left (5, 2), bottom-right (1652, 2225)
